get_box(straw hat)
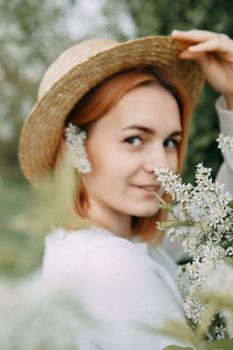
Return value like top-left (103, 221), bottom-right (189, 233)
top-left (19, 36), bottom-right (205, 185)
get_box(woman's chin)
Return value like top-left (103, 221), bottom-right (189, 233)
top-left (129, 206), bottom-right (160, 218)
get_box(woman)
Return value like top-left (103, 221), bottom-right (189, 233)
top-left (19, 30), bottom-right (233, 349)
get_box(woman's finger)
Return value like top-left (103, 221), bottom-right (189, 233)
top-left (171, 29), bottom-right (226, 43)
top-left (188, 37), bottom-right (233, 54)
top-left (179, 50), bottom-right (206, 59)
top-left (178, 51), bottom-right (210, 72)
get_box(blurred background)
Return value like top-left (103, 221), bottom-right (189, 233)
top-left (1, 0), bottom-right (233, 278)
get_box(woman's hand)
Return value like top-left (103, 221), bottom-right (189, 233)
top-left (171, 29), bottom-right (233, 110)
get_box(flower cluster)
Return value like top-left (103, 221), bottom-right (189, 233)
top-left (154, 162), bottom-right (233, 326)
top-left (65, 123), bottom-right (92, 173)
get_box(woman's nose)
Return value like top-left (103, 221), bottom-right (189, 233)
top-left (143, 152), bottom-right (170, 173)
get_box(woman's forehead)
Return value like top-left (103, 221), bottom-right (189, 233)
top-left (93, 85), bottom-right (181, 132)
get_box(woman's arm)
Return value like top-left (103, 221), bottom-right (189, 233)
top-left (215, 96), bottom-right (233, 194)
top-left (171, 29), bottom-right (233, 109)
top-left (171, 29), bottom-right (233, 193)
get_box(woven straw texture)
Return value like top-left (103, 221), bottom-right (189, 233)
top-left (19, 36), bottom-right (205, 185)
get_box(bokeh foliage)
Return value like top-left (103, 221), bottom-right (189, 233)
top-left (0, 171), bottom-right (43, 277)
top-left (0, 0), bottom-right (74, 276)
top-left (0, 0), bottom-right (75, 169)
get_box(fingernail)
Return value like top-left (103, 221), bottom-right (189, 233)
top-left (188, 46), bottom-right (195, 51)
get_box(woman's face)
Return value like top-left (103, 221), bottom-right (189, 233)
top-left (82, 84), bottom-right (182, 223)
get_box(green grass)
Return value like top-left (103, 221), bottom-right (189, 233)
top-left (0, 170), bottom-right (44, 278)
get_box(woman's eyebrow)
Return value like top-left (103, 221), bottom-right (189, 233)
top-left (169, 131), bottom-right (182, 138)
top-left (121, 125), bottom-right (182, 137)
top-left (121, 125), bottom-right (155, 134)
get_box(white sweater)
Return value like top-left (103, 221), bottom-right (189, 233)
top-left (42, 97), bottom-right (233, 350)
top-left (43, 225), bottom-right (189, 349)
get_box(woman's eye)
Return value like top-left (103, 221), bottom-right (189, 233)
top-left (124, 136), bottom-right (143, 147)
top-left (164, 138), bottom-right (179, 149)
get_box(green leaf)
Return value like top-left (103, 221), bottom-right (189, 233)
top-left (207, 338), bottom-right (233, 349)
top-left (135, 320), bottom-right (198, 348)
top-left (200, 291), bottom-right (233, 310)
top-left (159, 320), bottom-right (198, 346)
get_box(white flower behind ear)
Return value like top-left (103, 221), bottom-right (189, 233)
top-left (65, 123), bottom-right (92, 174)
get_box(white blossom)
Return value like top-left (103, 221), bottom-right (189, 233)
top-left (65, 123), bottom-right (92, 173)
top-left (154, 167), bottom-right (193, 203)
top-left (200, 244), bottom-right (226, 266)
top-left (217, 133), bottom-right (233, 156)
top-left (154, 163), bottom-right (233, 327)
top-left (215, 324), bottom-right (226, 339)
top-left (184, 294), bottom-right (206, 324)
top-left (226, 247), bottom-right (233, 256)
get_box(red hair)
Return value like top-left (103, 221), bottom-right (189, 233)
top-left (61, 66), bottom-right (190, 242)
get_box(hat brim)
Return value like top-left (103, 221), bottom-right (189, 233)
top-left (19, 36), bottom-right (204, 185)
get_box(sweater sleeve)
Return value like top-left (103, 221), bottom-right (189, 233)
top-left (215, 96), bottom-right (233, 195)
top-left (64, 236), bottom-right (190, 350)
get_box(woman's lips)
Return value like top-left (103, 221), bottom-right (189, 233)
top-left (132, 184), bottom-right (161, 194)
